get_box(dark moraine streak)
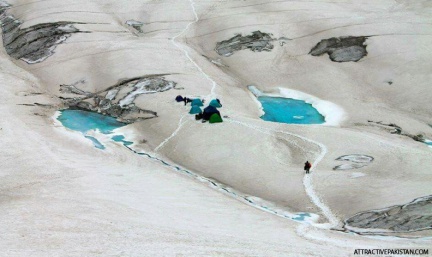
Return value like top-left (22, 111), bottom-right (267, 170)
top-left (0, 1), bottom-right (83, 64)
top-left (309, 36), bottom-right (368, 62)
top-left (215, 31), bottom-right (276, 57)
top-left (345, 195), bottom-right (432, 233)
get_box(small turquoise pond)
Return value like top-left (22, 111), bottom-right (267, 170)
top-left (112, 135), bottom-right (134, 146)
top-left (258, 96), bottom-right (325, 124)
top-left (58, 109), bottom-right (127, 149)
top-left (58, 109), bottom-right (126, 134)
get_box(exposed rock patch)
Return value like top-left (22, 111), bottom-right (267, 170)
top-left (60, 75), bottom-right (176, 123)
top-left (125, 20), bottom-right (144, 33)
top-left (0, 1), bottom-right (83, 64)
top-left (309, 36), bottom-right (368, 62)
top-left (215, 31), bottom-right (276, 57)
top-left (345, 195), bottom-right (432, 233)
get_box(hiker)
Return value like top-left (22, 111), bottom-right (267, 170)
top-left (304, 161), bottom-right (312, 174)
top-left (183, 97), bottom-right (192, 106)
top-left (175, 95), bottom-right (184, 102)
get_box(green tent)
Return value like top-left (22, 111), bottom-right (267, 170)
top-left (209, 113), bottom-right (223, 123)
top-left (191, 99), bottom-right (203, 106)
top-left (209, 99), bottom-right (222, 108)
top-left (189, 106), bottom-right (202, 114)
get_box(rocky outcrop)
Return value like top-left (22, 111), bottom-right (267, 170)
top-left (60, 75), bottom-right (176, 123)
top-left (309, 36), bottom-right (368, 62)
top-left (215, 31), bottom-right (276, 57)
top-left (0, 1), bottom-right (83, 64)
top-left (345, 195), bottom-right (432, 233)
top-left (125, 20), bottom-right (144, 33)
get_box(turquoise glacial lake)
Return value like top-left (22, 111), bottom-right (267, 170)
top-left (58, 109), bottom-right (127, 149)
top-left (258, 96), bottom-right (325, 124)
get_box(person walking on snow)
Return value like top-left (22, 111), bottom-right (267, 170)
top-left (183, 97), bottom-right (192, 106)
top-left (304, 161), bottom-right (312, 174)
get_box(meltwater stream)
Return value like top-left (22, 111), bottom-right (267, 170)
top-left (57, 109), bottom-right (318, 224)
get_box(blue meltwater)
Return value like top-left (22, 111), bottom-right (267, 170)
top-left (258, 96), bottom-right (325, 124)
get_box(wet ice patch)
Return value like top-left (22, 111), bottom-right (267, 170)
top-left (84, 135), bottom-right (105, 150)
top-left (333, 154), bottom-right (373, 170)
top-left (333, 163), bottom-right (368, 171)
top-left (292, 212), bottom-right (312, 221)
top-left (336, 154), bottom-right (374, 163)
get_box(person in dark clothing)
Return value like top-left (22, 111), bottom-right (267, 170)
top-left (175, 95), bottom-right (184, 102)
top-left (183, 97), bottom-right (192, 106)
top-left (304, 161), bottom-right (312, 174)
